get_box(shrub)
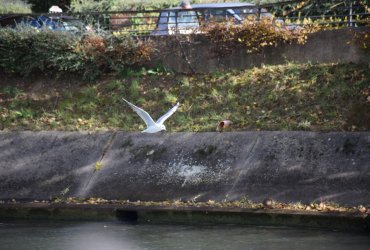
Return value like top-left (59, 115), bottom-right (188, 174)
top-left (202, 17), bottom-right (320, 55)
top-left (0, 27), bottom-right (79, 75)
top-left (0, 27), bottom-right (155, 81)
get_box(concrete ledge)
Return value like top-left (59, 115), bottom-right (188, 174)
top-left (0, 131), bottom-right (369, 206)
top-left (0, 203), bottom-right (368, 232)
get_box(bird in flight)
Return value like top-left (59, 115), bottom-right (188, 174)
top-left (122, 98), bottom-right (180, 133)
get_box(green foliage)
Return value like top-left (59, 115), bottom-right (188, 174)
top-left (129, 78), bottom-right (140, 99)
top-left (273, 0), bottom-right (368, 18)
top-left (0, 0), bottom-right (31, 13)
top-left (2, 86), bottom-right (23, 98)
top-left (260, 0), bottom-right (370, 30)
top-left (0, 27), bottom-right (155, 81)
top-left (110, 0), bottom-right (178, 11)
top-left (0, 27), bottom-right (79, 76)
top-left (69, 0), bottom-right (111, 12)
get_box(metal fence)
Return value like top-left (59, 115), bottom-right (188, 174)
top-left (0, 0), bottom-right (369, 36)
top-left (81, 0), bottom-right (370, 35)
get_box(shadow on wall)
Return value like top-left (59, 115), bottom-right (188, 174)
top-left (0, 131), bottom-right (114, 200)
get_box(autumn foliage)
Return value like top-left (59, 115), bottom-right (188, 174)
top-left (202, 18), bottom-right (320, 55)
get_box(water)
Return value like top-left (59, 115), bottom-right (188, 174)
top-left (0, 221), bottom-right (369, 250)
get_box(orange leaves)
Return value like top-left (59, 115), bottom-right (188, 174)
top-left (203, 18), bottom-right (316, 55)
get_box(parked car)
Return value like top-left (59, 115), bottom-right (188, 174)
top-left (151, 2), bottom-right (274, 36)
top-left (0, 14), bottom-right (88, 33)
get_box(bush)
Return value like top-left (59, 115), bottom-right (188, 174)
top-left (0, 27), bottom-right (155, 81)
top-left (202, 18), bottom-right (319, 55)
top-left (0, 27), bottom-right (77, 75)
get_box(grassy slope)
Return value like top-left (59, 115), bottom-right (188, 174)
top-left (0, 62), bottom-right (369, 132)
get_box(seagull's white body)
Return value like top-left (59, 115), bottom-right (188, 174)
top-left (123, 98), bottom-right (180, 133)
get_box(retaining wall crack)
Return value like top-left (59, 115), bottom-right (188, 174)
top-left (224, 135), bottom-right (260, 201)
top-left (80, 132), bottom-right (118, 195)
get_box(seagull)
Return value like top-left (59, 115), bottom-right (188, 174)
top-left (122, 98), bottom-right (180, 133)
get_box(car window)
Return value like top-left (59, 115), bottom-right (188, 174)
top-left (168, 10), bottom-right (199, 28)
top-left (62, 19), bottom-right (85, 31)
top-left (202, 9), bottom-right (242, 23)
top-left (238, 7), bottom-right (273, 20)
top-left (207, 9), bottom-right (227, 22)
top-left (153, 10), bottom-right (199, 35)
top-left (62, 21), bottom-right (78, 31)
top-left (226, 9), bottom-right (242, 22)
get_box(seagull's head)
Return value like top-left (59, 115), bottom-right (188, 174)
top-left (160, 124), bottom-right (166, 131)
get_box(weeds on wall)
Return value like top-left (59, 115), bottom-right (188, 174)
top-left (353, 30), bottom-right (370, 53)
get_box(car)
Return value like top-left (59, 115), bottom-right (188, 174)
top-left (150, 2), bottom-right (274, 36)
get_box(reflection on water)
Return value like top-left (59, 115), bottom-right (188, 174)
top-left (0, 221), bottom-right (369, 250)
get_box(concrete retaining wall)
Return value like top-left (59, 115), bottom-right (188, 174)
top-left (149, 27), bottom-right (370, 73)
top-left (0, 131), bottom-right (369, 206)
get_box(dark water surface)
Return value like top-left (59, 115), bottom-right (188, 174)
top-left (0, 221), bottom-right (369, 250)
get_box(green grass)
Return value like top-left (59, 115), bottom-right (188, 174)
top-left (0, 62), bottom-right (369, 132)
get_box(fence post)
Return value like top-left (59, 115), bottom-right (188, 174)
top-left (256, 0), bottom-right (261, 21)
top-left (348, 0), bottom-right (353, 27)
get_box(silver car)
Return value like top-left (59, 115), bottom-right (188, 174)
top-left (151, 2), bottom-right (273, 36)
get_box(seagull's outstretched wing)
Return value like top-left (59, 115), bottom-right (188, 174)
top-left (156, 102), bottom-right (180, 125)
top-left (122, 98), bottom-right (156, 127)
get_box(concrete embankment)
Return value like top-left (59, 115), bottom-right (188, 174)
top-left (0, 131), bottom-right (369, 206)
